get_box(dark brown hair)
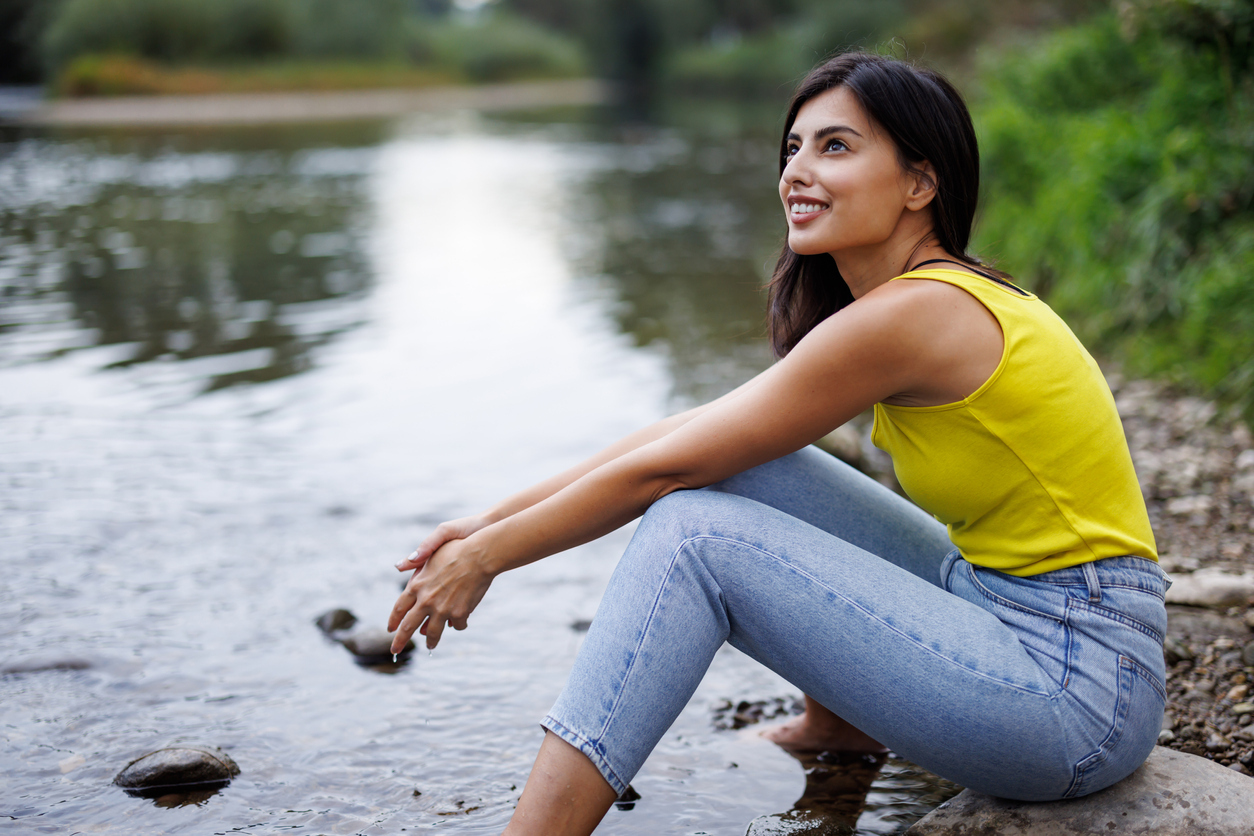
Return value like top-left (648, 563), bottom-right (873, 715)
top-left (767, 52), bottom-right (991, 357)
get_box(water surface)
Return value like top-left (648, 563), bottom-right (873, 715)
top-left (0, 101), bottom-right (958, 834)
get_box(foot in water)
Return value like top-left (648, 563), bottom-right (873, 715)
top-left (759, 696), bottom-right (889, 754)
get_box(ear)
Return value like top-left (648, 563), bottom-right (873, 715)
top-left (904, 161), bottom-right (938, 212)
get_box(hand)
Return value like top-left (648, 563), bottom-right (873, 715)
top-left (388, 537), bottom-right (494, 653)
top-left (395, 514), bottom-right (492, 573)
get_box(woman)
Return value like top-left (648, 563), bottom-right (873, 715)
top-left (388, 52), bottom-right (1168, 835)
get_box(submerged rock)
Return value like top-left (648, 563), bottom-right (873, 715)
top-left (341, 628), bottom-right (414, 664)
top-left (1, 657), bottom-right (93, 675)
top-left (314, 608), bottom-right (358, 635)
top-left (905, 747), bottom-right (1254, 835)
top-left (114, 746), bottom-right (239, 796)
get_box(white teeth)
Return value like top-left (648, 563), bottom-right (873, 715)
top-left (791, 203), bottom-right (825, 214)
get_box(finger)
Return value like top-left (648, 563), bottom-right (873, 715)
top-left (450, 615), bottom-right (469, 631)
top-left (395, 550), bottom-right (430, 572)
top-left (386, 587), bottom-right (417, 632)
top-left (424, 616), bottom-right (447, 650)
top-left (393, 608), bottom-right (428, 654)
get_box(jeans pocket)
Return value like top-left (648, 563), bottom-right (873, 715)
top-left (1065, 655), bottom-right (1165, 798)
top-left (955, 563), bottom-right (1070, 693)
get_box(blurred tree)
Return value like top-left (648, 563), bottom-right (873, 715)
top-left (0, 0), bottom-right (61, 83)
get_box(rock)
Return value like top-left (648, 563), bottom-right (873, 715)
top-left (904, 747), bottom-right (1254, 836)
top-left (1243, 610), bottom-right (1254, 630)
top-left (745, 808), bottom-right (853, 835)
top-left (1233, 702), bottom-right (1254, 715)
top-left (1165, 568), bottom-right (1254, 609)
top-left (1162, 636), bottom-right (1192, 665)
top-left (1245, 640), bottom-right (1254, 667)
top-left (341, 628), bottom-right (414, 664)
top-left (1158, 729), bottom-right (1176, 744)
top-left (1205, 731), bottom-right (1230, 751)
top-left (114, 746), bottom-right (239, 796)
top-left (1, 657), bottom-right (93, 675)
top-left (315, 608), bottom-right (357, 635)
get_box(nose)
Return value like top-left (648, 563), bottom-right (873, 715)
top-left (781, 149), bottom-right (812, 187)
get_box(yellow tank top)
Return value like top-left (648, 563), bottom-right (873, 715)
top-left (871, 268), bottom-right (1157, 576)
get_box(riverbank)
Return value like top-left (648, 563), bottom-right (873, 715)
top-left (5, 78), bottom-right (610, 126)
top-left (1112, 374), bottom-right (1254, 774)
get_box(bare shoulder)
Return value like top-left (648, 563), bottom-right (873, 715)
top-left (850, 276), bottom-right (1005, 406)
top-left (807, 277), bottom-right (990, 352)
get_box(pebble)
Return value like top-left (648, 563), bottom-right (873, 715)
top-left (1205, 731), bottom-right (1231, 751)
top-left (1163, 636), bottom-right (1193, 664)
top-left (114, 746), bottom-right (239, 796)
top-left (315, 608), bottom-right (358, 635)
top-left (1244, 641), bottom-right (1254, 667)
top-left (1233, 702), bottom-right (1254, 715)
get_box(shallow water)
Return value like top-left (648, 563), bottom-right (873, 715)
top-left (0, 101), bottom-right (959, 834)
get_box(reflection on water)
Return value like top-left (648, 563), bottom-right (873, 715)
top-left (0, 103), bottom-right (956, 835)
top-left (0, 127), bottom-right (377, 393)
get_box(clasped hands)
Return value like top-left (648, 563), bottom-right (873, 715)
top-left (388, 515), bottom-right (495, 654)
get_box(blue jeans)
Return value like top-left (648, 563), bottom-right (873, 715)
top-left (542, 447), bottom-right (1169, 801)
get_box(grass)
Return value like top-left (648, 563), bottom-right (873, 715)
top-left (53, 54), bottom-right (463, 97)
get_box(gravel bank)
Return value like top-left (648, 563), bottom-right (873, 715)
top-left (1108, 375), bottom-right (1254, 773)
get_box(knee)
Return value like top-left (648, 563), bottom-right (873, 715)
top-left (633, 490), bottom-right (760, 570)
top-left (640, 489), bottom-right (712, 537)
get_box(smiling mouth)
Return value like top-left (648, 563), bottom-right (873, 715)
top-left (789, 201), bottom-right (829, 219)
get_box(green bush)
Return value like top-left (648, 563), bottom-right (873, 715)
top-left (972, 9), bottom-right (1254, 416)
top-left (662, 0), bottom-right (905, 92)
top-left (408, 13), bottom-right (586, 83)
top-left (41, 0), bottom-right (407, 73)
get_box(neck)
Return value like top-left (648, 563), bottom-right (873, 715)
top-left (833, 224), bottom-right (947, 299)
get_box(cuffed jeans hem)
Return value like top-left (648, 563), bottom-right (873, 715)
top-left (540, 714), bottom-right (631, 798)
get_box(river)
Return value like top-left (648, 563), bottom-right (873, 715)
top-left (0, 98), bottom-right (958, 834)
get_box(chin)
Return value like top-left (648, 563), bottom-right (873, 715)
top-left (787, 236), bottom-right (835, 257)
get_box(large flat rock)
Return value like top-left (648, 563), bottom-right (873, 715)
top-left (905, 747), bottom-right (1254, 835)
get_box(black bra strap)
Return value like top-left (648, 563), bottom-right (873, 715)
top-left (907, 258), bottom-right (1030, 297)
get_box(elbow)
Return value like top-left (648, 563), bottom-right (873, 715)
top-left (645, 473), bottom-right (704, 506)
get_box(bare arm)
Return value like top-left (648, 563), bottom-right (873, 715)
top-left (388, 281), bottom-right (954, 652)
top-left (394, 372), bottom-right (769, 572)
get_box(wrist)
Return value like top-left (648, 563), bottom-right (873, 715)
top-left (463, 527), bottom-right (509, 579)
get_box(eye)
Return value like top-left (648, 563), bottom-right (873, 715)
top-left (824, 138), bottom-right (849, 153)
top-left (784, 143), bottom-right (800, 159)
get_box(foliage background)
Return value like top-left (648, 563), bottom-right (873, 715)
top-left (1, 0), bottom-right (1251, 418)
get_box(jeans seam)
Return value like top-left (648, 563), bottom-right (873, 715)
top-left (1069, 599), bottom-right (1165, 644)
top-left (967, 564), bottom-right (1066, 623)
top-left (595, 538), bottom-right (690, 746)
top-left (1063, 655), bottom-right (1162, 798)
top-left (541, 715), bottom-right (630, 797)
top-left (691, 535), bottom-right (1057, 698)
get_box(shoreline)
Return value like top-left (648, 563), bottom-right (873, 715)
top-left (5, 78), bottom-right (611, 127)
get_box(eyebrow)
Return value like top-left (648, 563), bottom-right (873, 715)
top-left (786, 125), bottom-right (864, 143)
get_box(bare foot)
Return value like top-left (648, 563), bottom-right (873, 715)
top-left (759, 696), bottom-right (888, 754)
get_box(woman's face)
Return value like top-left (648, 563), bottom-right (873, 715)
top-left (779, 85), bottom-right (923, 259)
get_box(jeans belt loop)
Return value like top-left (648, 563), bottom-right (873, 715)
top-left (1082, 560), bottom-right (1102, 603)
